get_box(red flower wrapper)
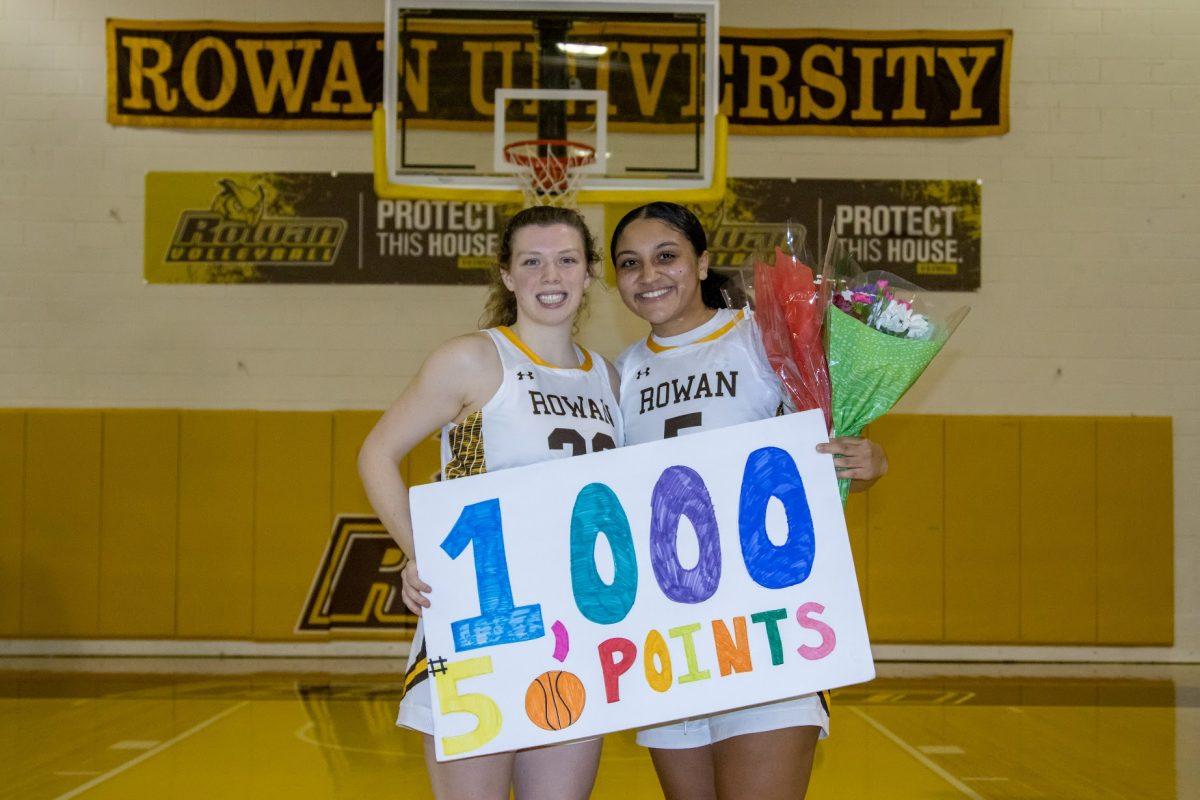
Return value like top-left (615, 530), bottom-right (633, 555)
top-left (754, 246), bottom-right (832, 430)
top-left (718, 222), bottom-right (832, 431)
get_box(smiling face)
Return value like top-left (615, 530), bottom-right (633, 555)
top-left (501, 222), bottom-right (592, 328)
top-left (613, 216), bottom-right (712, 337)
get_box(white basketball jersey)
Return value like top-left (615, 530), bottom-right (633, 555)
top-left (399, 326), bottom-right (622, 727)
top-left (616, 308), bottom-right (786, 446)
top-left (441, 326), bottom-right (623, 478)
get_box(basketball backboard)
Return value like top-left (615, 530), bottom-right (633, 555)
top-left (374, 0), bottom-right (724, 205)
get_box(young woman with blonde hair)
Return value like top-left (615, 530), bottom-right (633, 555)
top-left (358, 205), bottom-right (621, 800)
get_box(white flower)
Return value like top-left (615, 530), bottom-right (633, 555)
top-left (906, 313), bottom-right (933, 340)
top-left (867, 300), bottom-right (936, 340)
top-left (869, 299), bottom-right (912, 335)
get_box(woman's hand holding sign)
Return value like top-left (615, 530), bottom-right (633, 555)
top-left (402, 559), bottom-right (432, 616)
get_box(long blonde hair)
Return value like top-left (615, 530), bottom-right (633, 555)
top-left (480, 206), bottom-right (601, 329)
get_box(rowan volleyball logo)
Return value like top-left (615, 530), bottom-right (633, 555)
top-left (165, 178), bottom-right (347, 267)
top-left (297, 515), bottom-right (417, 633)
top-left (691, 205), bottom-right (796, 268)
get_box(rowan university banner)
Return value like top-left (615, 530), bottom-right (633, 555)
top-left (107, 20), bottom-right (1011, 137)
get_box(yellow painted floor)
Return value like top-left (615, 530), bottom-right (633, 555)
top-left (0, 660), bottom-right (1193, 799)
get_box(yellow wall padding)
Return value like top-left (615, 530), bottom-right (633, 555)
top-left (1097, 418), bottom-right (1173, 644)
top-left (944, 416), bottom-right (1021, 643)
top-left (843, 476), bottom-right (868, 614)
top-left (0, 411), bottom-right (23, 635)
top-left (0, 411), bottom-right (1176, 645)
top-left (176, 412), bottom-right (256, 639)
top-left (99, 411), bottom-right (179, 637)
top-left (252, 413), bottom-right (333, 641)
top-left (867, 415), bottom-right (946, 642)
top-left (1020, 418), bottom-right (1098, 643)
top-left (22, 412), bottom-right (103, 636)
top-left (334, 411), bottom-right (382, 515)
top-left (329, 410), bottom-right (410, 642)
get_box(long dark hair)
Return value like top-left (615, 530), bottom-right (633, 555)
top-left (608, 201), bottom-right (731, 309)
top-left (480, 206), bottom-right (601, 329)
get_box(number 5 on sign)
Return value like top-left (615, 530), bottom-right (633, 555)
top-left (434, 657), bottom-right (503, 756)
top-left (409, 410), bottom-right (874, 761)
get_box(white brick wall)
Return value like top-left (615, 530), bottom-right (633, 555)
top-left (1, 1), bottom-right (1197, 660)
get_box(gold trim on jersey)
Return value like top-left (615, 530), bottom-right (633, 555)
top-left (400, 638), bottom-right (429, 701)
top-left (646, 310), bottom-right (745, 353)
top-left (497, 326), bottom-right (594, 371)
top-left (444, 411), bottom-right (486, 479)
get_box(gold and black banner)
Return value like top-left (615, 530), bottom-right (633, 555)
top-left (146, 171), bottom-right (980, 290)
top-left (145, 171), bottom-right (516, 284)
top-left (108, 20), bottom-right (1011, 137)
top-left (608, 177), bottom-right (983, 291)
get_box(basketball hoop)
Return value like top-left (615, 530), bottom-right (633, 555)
top-left (503, 139), bottom-right (595, 208)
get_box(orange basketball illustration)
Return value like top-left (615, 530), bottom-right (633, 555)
top-left (525, 670), bottom-right (587, 731)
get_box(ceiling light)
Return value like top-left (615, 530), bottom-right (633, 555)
top-left (556, 42), bottom-right (608, 57)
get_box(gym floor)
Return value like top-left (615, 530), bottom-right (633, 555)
top-left (1, 660), bottom-right (1192, 799)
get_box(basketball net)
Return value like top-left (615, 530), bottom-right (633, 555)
top-left (504, 140), bottom-right (595, 209)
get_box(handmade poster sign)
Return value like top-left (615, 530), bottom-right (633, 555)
top-left (409, 409), bottom-right (874, 761)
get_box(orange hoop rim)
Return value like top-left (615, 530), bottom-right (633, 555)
top-left (503, 139), bottom-right (596, 170)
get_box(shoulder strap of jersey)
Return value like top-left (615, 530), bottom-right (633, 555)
top-left (491, 326), bottom-right (595, 372)
top-left (482, 327), bottom-right (524, 370)
top-left (581, 346), bottom-right (609, 375)
top-left (584, 349), bottom-right (617, 393)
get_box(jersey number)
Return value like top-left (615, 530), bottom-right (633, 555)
top-left (548, 428), bottom-right (616, 456)
top-left (664, 412), bottom-right (703, 438)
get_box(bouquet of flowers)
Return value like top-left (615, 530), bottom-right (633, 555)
top-left (822, 230), bottom-right (969, 500)
top-left (723, 223), bottom-right (832, 429)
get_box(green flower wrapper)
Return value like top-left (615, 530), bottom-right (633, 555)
top-left (827, 308), bottom-right (949, 501)
top-left (822, 231), bottom-right (968, 502)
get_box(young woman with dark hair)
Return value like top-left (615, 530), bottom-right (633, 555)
top-left (610, 201), bottom-right (887, 800)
